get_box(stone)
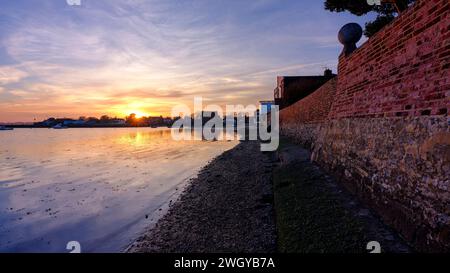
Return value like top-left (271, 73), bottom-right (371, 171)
top-left (338, 23), bottom-right (362, 56)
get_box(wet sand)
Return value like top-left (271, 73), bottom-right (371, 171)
top-left (127, 141), bottom-right (277, 253)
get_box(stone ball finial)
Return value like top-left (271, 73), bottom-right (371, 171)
top-left (338, 23), bottom-right (363, 56)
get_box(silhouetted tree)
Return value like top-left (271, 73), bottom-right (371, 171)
top-left (86, 117), bottom-right (99, 124)
top-left (126, 113), bottom-right (137, 125)
top-left (324, 0), bottom-right (415, 37)
top-left (100, 115), bottom-right (110, 122)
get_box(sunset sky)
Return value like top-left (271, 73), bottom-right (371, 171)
top-left (0, 0), bottom-right (374, 122)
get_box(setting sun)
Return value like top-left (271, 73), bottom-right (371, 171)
top-left (112, 101), bottom-right (154, 118)
top-left (128, 110), bottom-right (150, 118)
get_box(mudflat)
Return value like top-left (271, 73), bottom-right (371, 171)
top-left (128, 141), bottom-right (277, 253)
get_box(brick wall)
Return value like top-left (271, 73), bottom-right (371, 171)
top-left (280, 78), bottom-right (337, 124)
top-left (329, 0), bottom-right (449, 119)
top-left (279, 0), bottom-right (449, 251)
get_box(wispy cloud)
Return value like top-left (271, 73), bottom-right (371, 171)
top-left (0, 0), bottom-right (374, 122)
top-left (0, 66), bottom-right (28, 85)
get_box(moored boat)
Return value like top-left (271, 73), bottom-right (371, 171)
top-left (0, 126), bottom-right (14, 131)
top-left (52, 123), bottom-right (68, 129)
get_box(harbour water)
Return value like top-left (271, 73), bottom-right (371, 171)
top-left (0, 128), bottom-right (237, 252)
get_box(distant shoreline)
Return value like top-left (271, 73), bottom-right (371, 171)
top-left (1, 125), bottom-right (170, 129)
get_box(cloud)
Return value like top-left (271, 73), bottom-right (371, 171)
top-left (0, 66), bottom-right (28, 85)
top-left (0, 0), bottom-right (374, 122)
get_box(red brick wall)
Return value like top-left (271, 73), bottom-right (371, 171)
top-left (329, 0), bottom-right (450, 119)
top-left (280, 78), bottom-right (337, 124)
top-left (279, 0), bottom-right (450, 251)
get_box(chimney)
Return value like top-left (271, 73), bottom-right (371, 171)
top-left (324, 68), bottom-right (333, 77)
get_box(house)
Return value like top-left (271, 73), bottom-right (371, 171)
top-left (109, 118), bottom-right (126, 125)
top-left (63, 119), bottom-right (86, 126)
top-left (274, 69), bottom-right (336, 110)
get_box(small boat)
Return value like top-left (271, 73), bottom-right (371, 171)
top-left (0, 126), bottom-right (14, 131)
top-left (52, 123), bottom-right (68, 129)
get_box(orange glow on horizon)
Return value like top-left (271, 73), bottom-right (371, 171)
top-left (112, 101), bottom-right (155, 119)
top-left (127, 110), bottom-right (150, 118)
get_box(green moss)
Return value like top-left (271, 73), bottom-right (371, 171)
top-left (273, 146), bottom-right (368, 253)
top-left (276, 137), bottom-right (292, 151)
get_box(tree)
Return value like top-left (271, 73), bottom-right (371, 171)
top-left (324, 0), bottom-right (415, 37)
top-left (100, 115), bottom-right (110, 122)
top-left (126, 113), bottom-right (137, 125)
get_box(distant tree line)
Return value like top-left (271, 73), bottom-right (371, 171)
top-left (33, 114), bottom-right (175, 128)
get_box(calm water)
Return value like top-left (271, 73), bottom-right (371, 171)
top-left (0, 128), bottom-right (237, 252)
